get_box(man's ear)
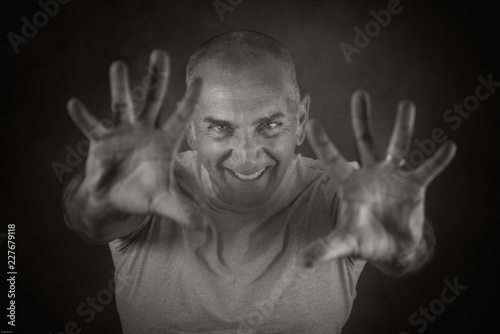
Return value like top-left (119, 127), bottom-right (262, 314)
top-left (296, 93), bottom-right (310, 146)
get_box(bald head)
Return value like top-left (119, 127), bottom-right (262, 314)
top-left (186, 30), bottom-right (300, 102)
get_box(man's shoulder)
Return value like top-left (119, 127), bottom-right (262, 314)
top-left (175, 150), bottom-right (199, 167)
top-left (293, 153), bottom-right (360, 171)
top-left (293, 154), bottom-right (360, 179)
top-left (294, 154), bottom-right (324, 171)
top-left (291, 154), bottom-right (328, 183)
top-left (173, 150), bottom-right (206, 194)
top-left (174, 150), bottom-right (201, 178)
top-left (290, 154), bottom-right (360, 199)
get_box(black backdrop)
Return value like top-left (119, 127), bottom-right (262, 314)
top-left (3, 0), bottom-right (500, 333)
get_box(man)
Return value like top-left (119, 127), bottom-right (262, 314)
top-left (63, 31), bottom-right (456, 333)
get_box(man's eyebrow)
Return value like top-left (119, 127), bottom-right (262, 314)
top-left (203, 117), bottom-right (235, 127)
top-left (253, 111), bottom-right (286, 124)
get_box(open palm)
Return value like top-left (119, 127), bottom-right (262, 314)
top-left (67, 50), bottom-right (206, 229)
top-left (302, 90), bottom-right (456, 266)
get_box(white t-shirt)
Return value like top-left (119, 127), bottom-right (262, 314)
top-left (109, 151), bottom-right (365, 334)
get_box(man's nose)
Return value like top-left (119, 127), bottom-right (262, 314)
top-left (231, 135), bottom-right (262, 167)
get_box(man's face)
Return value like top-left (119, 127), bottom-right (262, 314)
top-left (188, 56), bottom-right (309, 207)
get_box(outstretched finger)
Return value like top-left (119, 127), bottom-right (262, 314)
top-left (307, 119), bottom-right (351, 183)
top-left (413, 141), bottom-right (457, 187)
top-left (386, 100), bottom-right (416, 161)
top-left (67, 97), bottom-right (107, 141)
top-left (351, 90), bottom-right (378, 167)
top-left (300, 232), bottom-right (357, 268)
top-left (110, 61), bottom-right (135, 124)
top-left (161, 77), bottom-right (203, 144)
top-left (137, 49), bottom-right (170, 125)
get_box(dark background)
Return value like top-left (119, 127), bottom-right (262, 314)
top-left (3, 0), bottom-right (499, 333)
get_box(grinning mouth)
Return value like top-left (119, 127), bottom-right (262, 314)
top-left (231, 167), bottom-right (267, 181)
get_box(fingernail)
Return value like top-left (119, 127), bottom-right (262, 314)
top-left (150, 49), bottom-right (169, 77)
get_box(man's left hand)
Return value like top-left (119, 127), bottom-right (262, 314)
top-left (301, 90), bottom-right (456, 274)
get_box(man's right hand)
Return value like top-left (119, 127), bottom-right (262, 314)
top-left (65, 49), bottom-right (206, 243)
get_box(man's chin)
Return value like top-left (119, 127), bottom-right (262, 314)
top-left (220, 191), bottom-right (271, 207)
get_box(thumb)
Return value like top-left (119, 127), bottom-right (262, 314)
top-left (301, 231), bottom-right (358, 268)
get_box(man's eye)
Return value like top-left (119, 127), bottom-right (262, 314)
top-left (263, 121), bottom-right (280, 130)
top-left (210, 124), bottom-right (231, 133)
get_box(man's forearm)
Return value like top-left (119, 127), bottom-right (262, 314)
top-left (371, 219), bottom-right (436, 277)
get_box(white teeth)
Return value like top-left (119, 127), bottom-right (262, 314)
top-left (233, 168), bottom-right (266, 180)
